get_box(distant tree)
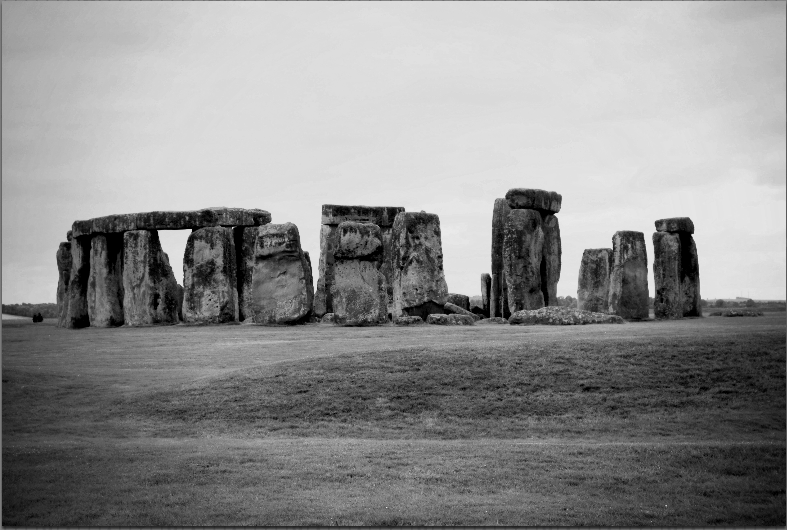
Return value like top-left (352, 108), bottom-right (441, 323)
top-left (745, 299), bottom-right (756, 307)
top-left (715, 299), bottom-right (725, 308)
top-left (700, 299), bottom-right (709, 307)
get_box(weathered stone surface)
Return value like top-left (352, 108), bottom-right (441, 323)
top-left (541, 214), bottom-right (561, 307)
top-left (471, 306), bottom-right (487, 318)
top-left (334, 222), bottom-right (383, 260)
top-left (87, 234), bottom-right (125, 327)
top-left (56, 241), bottom-right (72, 328)
top-left (234, 226), bottom-right (257, 322)
top-left (313, 224), bottom-right (337, 317)
top-left (321, 313), bottom-right (337, 324)
top-left (505, 188), bottom-right (562, 214)
top-left (447, 293), bottom-right (470, 311)
top-left (330, 259), bottom-right (388, 326)
top-left (122, 230), bottom-right (181, 326)
top-left (653, 231), bottom-right (701, 319)
top-left (490, 199), bottom-right (511, 318)
top-left (321, 205), bottom-right (404, 227)
top-left (426, 314), bottom-right (475, 326)
top-left (477, 317), bottom-right (509, 324)
top-left (481, 273), bottom-right (491, 317)
top-left (182, 227), bottom-right (238, 324)
top-left (444, 302), bottom-right (481, 321)
top-left (655, 217), bottom-right (694, 234)
top-left (391, 212), bottom-right (449, 318)
top-left (251, 223), bottom-right (313, 324)
top-left (577, 248), bottom-right (613, 313)
top-left (608, 231), bottom-right (649, 320)
top-left (175, 284), bottom-right (184, 321)
top-left (66, 230), bottom-right (73, 242)
top-left (71, 207), bottom-right (271, 238)
top-left (64, 235), bottom-right (92, 329)
top-left (503, 209), bottom-right (545, 312)
top-left (394, 316), bottom-right (424, 326)
top-left (509, 306), bottom-right (625, 326)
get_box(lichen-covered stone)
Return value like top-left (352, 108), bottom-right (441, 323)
top-left (509, 306), bottom-right (625, 325)
top-left (503, 209), bottom-right (545, 312)
top-left (608, 231), bottom-right (649, 320)
top-left (321, 205), bottom-right (404, 227)
top-left (321, 313), bottom-right (337, 324)
top-left (577, 248), bottom-right (613, 313)
top-left (394, 316), bottom-right (424, 326)
top-left (490, 199), bottom-right (511, 318)
top-left (251, 223), bottom-right (313, 324)
top-left (182, 227), bottom-right (238, 324)
top-left (444, 302), bottom-right (481, 321)
top-left (505, 188), bottom-right (562, 214)
top-left (391, 212), bottom-right (449, 318)
top-left (233, 226), bottom-right (257, 322)
top-left (653, 231), bottom-right (700, 319)
top-left (56, 241), bottom-right (72, 328)
top-left (87, 234), bottom-right (125, 327)
top-left (541, 214), bottom-right (561, 307)
top-left (446, 293), bottom-right (470, 311)
top-left (122, 230), bottom-right (181, 326)
top-left (481, 273), bottom-right (491, 318)
top-left (334, 222), bottom-right (383, 260)
top-left (64, 235), bottom-right (92, 329)
top-left (655, 217), bottom-right (694, 234)
top-left (426, 314), bottom-right (475, 326)
top-left (71, 207), bottom-right (271, 238)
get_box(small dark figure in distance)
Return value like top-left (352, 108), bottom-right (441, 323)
top-left (32, 313), bottom-right (42, 323)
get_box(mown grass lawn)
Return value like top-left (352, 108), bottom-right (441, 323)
top-left (3, 314), bottom-right (785, 526)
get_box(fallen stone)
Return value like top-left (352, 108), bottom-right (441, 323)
top-left (655, 217), bottom-right (694, 234)
top-left (56, 241), bottom-right (72, 328)
top-left (64, 235), bottom-right (92, 329)
top-left (182, 227), bottom-right (238, 324)
top-left (122, 230), bottom-right (181, 326)
top-left (72, 207), bottom-right (271, 238)
top-left (541, 214), bottom-right (561, 306)
top-left (391, 212), bottom-right (449, 318)
top-left (477, 317), bottom-right (509, 324)
top-left (444, 302), bottom-right (481, 320)
top-left (250, 223), bottom-right (313, 324)
top-left (471, 306), bottom-right (486, 318)
top-left (481, 273), bottom-right (491, 317)
top-left (87, 233), bottom-right (125, 327)
top-left (426, 314), bottom-right (475, 326)
top-left (608, 231), bottom-right (649, 320)
top-left (503, 209), bottom-right (545, 312)
top-left (321, 313), bottom-right (337, 324)
top-left (577, 248), bottom-right (613, 313)
top-left (653, 231), bottom-right (701, 319)
top-left (447, 293), bottom-right (470, 311)
top-left (505, 188), bottom-right (562, 214)
top-left (509, 306), bottom-right (625, 325)
top-left (490, 199), bottom-right (511, 318)
top-left (394, 316), bottom-right (424, 326)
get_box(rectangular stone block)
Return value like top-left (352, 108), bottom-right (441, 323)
top-left (481, 273), bottom-right (491, 318)
top-left (87, 233), bottom-right (125, 327)
top-left (234, 226), bottom-right (257, 322)
top-left (608, 231), bottom-right (649, 320)
top-left (122, 230), bottom-right (181, 326)
top-left (65, 235), bottom-right (92, 329)
top-left (541, 214), bottom-right (561, 307)
top-left (653, 231), bottom-right (700, 319)
top-left (577, 248), bottom-right (613, 313)
top-left (503, 209), bottom-right (545, 312)
top-left (183, 227), bottom-right (238, 324)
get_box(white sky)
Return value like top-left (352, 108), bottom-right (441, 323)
top-left (2, 2), bottom-right (785, 304)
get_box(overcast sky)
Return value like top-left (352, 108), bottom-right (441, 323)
top-left (3, 2), bottom-right (785, 305)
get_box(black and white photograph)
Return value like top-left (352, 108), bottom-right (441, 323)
top-left (2, 1), bottom-right (785, 526)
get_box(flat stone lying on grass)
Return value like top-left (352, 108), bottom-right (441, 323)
top-left (710, 310), bottom-right (763, 317)
top-left (446, 293), bottom-right (470, 311)
top-left (321, 313), bottom-right (337, 323)
top-left (509, 306), bottom-right (625, 325)
top-left (394, 316), bottom-right (424, 326)
top-left (444, 302), bottom-right (481, 320)
top-left (477, 317), bottom-right (509, 324)
top-left (426, 314), bottom-right (475, 326)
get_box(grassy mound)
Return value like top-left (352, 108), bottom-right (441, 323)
top-left (124, 332), bottom-right (785, 439)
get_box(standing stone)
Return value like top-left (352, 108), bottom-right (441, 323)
top-left (56, 241), bottom-right (72, 328)
top-left (653, 218), bottom-right (700, 319)
top-left (330, 222), bottom-right (388, 325)
top-left (541, 214), bottom-right (561, 307)
top-left (481, 273), bottom-right (491, 317)
top-left (447, 293), bottom-right (470, 311)
top-left (64, 235), bottom-right (92, 329)
top-left (503, 209), bottom-right (545, 312)
top-left (490, 198), bottom-right (511, 318)
top-left (182, 227), bottom-right (238, 324)
top-left (577, 248), bottom-right (613, 313)
top-left (234, 226), bottom-right (257, 322)
top-left (608, 231), bottom-right (649, 320)
top-left (391, 211), bottom-right (449, 320)
top-left (122, 230), bottom-right (181, 326)
top-left (251, 223), bottom-right (313, 324)
top-left (87, 234), bottom-right (125, 327)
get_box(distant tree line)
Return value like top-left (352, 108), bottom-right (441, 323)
top-left (2, 303), bottom-right (58, 319)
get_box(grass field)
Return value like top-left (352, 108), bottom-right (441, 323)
top-left (2, 313), bottom-right (785, 526)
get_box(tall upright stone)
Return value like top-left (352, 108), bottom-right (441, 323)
top-left (183, 227), bottom-right (238, 324)
top-left (503, 209), bottom-right (545, 312)
top-left (481, 273), bottom-right (492, 318)
top-left (122, 230), bottom-right (181, 326)
top-left (541, 214), bottom-right (561, 307)
top-left (56, 240), bottom-right (72, 328)
top-left (251, 223), bottom-right (313, 324)
top-left (653, 217), bottom-right (700, 319)
top-left (233, 226), bottom-right (257, 322)
top-left (490, 198), bottom-right (511, 318)
top-left (330, 221), bottom-right (388, 325)
top-left (315, 205), bottom-right (404, 318)
top-left (64, 235), bottom-right (92, 329)
top-left (87, 233), bottom-right (125, 327)
top-left (577, 248), bottom-right (613, 313)
top-left (391, 211), bottom-right (449, 320)
top-left (608, 231), bottom-right (649, 320)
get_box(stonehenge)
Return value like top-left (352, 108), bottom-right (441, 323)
top-left (122, 230), bottom-right (181, 326)
top-left (490, 188), bottom-right (562, 316)
top-left (55, 239), bottom-right (72, 328)
top-left (87, 234), bottom-right (125, 327)
top-left (182, 227), bottom-right (238, 324)
top-left (653, 217), bottom-right (700, 319)
top-left (577, 249), bottom-right (613, 313)
top-left (608, 231), bottom-right (649, 320)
